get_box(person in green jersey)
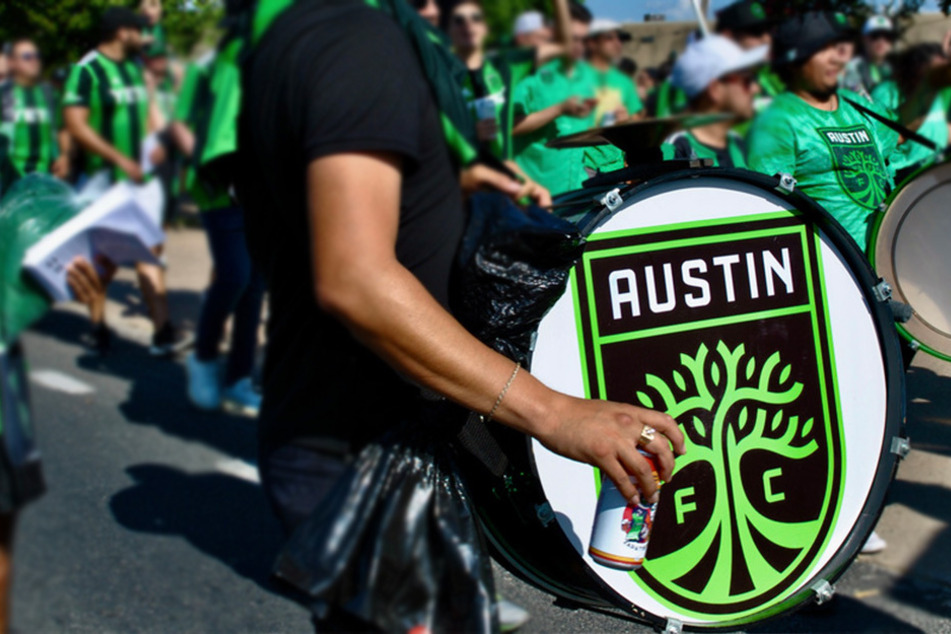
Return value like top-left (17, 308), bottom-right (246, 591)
top-left (665, 35), bottom-right (766, 168)
top-left (582, 18), bottom-right (643, 174)
top-left (841, 15), bottom-right (895, 98)
top-left (63, 7), bottom-right (188, 357)
top-left (747, 12), bottom-right (951, 252)
top-left (0, 38), bottom-right (68, 189)
top-left (649, 59), bottom-right (688, 118)
top-left (511, 2), bottom-right (598, 196)
top-left (446, 0), bottom-right (566, 173)
top-left (871, 43), bottom-right (951, 183)
top-left (168, 56), bottom-right (265, 417)
top-left (140, 0), bottom-right (167, 54)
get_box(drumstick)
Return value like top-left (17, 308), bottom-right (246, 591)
top-left (691, 0), bottom-right (710, 37)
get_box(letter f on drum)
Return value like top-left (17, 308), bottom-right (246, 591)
top-left (675, 487), bottom-right (697, 524)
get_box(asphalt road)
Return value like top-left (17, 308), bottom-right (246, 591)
top-left (11, 295), bottom-right (951, 632)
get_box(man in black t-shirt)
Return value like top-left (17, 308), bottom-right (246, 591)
top-left (238, 2), bottom-right (684, 625)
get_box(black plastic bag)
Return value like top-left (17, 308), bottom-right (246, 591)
top-left (453, 193), bottom-right (585, 364)
top-left (274, 416), bottom-right (496, 634)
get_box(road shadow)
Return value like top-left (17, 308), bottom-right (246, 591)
top-left (750, 594), bottom-right (925, 633)
top-left (30, 308), bottom-right (258, 462)
top-left (904, 364), bottom-right (951, 460)
top-left (109, 276), bottom-right (202, 333)
top-left (109, 463), bottom-right (285, 594)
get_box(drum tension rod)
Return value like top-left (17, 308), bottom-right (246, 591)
top-left (663, 617), bottom-right (683, 634)
top-left (873, 280), bottom-right (893, 303)
top-left (810, 580), bottom-right (836, 605)
top-left (599, 188), bottom-right (625, 213)
top-left (775, 173), bottom-right (798, 195)
top-left (891, 436), bottom-right (911, 459)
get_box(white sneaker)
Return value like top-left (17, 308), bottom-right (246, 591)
top-left (221, 377), bottom-right (262, 418)
top-left (861, 530), bottom-right (887, 554)
top-left (187, 353), bottom-right (221, 411)
top-left (497, 597), bottom-right (530, 632)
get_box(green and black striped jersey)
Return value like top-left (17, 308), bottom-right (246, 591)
top-left (0, 81), bottom-right (60, 188)
top-left (62, 50), bottom-right (149, 181)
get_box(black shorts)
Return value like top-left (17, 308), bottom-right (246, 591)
top-left (0, 342), bottom-right (46, 514)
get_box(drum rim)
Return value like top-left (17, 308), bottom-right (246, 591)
top-left (870, 160), bottom-right (951, 362)
top-left (519, 167), bottom-right (907, 630)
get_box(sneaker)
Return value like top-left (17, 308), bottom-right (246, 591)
top-left (496, 597), bottom-right (530, 633)
top-left (186, 353), bottom-right (222, 411)
top-left (150, 323), bottom-right (194, 357)
top-left (221, 377), bottom-right (262, 418)
top-left (861, 530), bottom-right (887, 554)
top-left (80, 324), bottom-right (112, 356)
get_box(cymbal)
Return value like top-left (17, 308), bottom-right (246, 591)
top-left (546, 113), bottom-right (736, 154)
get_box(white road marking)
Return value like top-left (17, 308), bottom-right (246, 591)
top-left (30, 370), bottom-right (95, 396)
top-left (215, 458), bottom-right (261, 485)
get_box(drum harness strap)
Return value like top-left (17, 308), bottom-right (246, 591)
top-left (842, 96), bottom-right (939, 153)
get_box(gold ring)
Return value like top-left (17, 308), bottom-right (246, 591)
top-left (638, 425), bottom-right (657, 448)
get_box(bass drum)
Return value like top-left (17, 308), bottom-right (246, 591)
top-left (465, 169), bottom-right (905, 631)
top-left (871, 161), bottom-right (951, 360)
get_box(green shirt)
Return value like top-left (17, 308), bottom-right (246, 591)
top-left (461, 48), bottom-right (536, 160)
top-left (583, 65), bottom-right (643, 174)
top-left (870, 80), bottom-right (950, 176)
top-left (747, 89), bottom-right (899, 248)
top-left (62, 51), bottom-right (149, 182)
top-left (0, 81), bottom-right (59, 187)
top-left (512, 58), bottom-right (597, 196)
top-left (174, 56), bottom-right (231, 211)
top-left (663, 130), bottom-right (747, 168)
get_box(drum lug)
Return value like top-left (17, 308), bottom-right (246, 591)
top-left (663, 618), bottom-right (683, 634)
top-left (891, 436), bottom-right (911, 459)
top-left (873, 280), bottom-right (893, 303)
top-left (599, 188), bottom-right (625, 213)
top-left (776, 173), bottom-right (797, 194)
top-left (535, 502), bottom-right (555, 527)
top-left (810, 579), bottom-right (836, 605)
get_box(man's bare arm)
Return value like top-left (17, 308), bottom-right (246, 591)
top-left (307, 152), bottom-right (685, 502)
top-left (64, 106), bottom-right (143, 182)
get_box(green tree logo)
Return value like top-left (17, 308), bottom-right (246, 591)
top-left (633, 341), bottom-right (824, 604)
top-left (841, 149), bottom-right (888, 208)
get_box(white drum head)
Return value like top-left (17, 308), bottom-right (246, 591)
top-left (529, 176), bottom-right (892, 628)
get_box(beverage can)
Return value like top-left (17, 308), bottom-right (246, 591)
top-left (473, 97), bottom-right (497, 122)
top-left (588, 450), bottom-right (661, 570)
top-left (600, 111), bottom-right (617, 127)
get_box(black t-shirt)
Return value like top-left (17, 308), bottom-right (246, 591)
top-left (237, 0), bottom-right (465, 455)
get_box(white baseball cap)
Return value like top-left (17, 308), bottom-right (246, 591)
top-left (863, 15), bottom-right (894, 35)
top-left (514, 11), bottom-right (545, 37)
top-left (588, 18), bottom-right (632, 41)
top-left (671, 35), bottom-right (768, 99)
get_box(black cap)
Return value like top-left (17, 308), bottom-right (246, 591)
top-left (772, 11), bottom-right (849, 66)
top-left (100, 7), bottom-right (149, 38)
top-left (715, 0), bottom-right (772, 33)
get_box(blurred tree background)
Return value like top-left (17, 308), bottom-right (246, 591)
top-left (0, 0), bottom-right (222, 72)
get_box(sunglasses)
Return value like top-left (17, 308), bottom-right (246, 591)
top-left (18, 52), bottom-right (40, 61)
top-left (452, 12), bottom-right (484, 26)
top-left (868, 31), bottom-right (895, 41)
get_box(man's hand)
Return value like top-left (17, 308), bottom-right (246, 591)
top-left (149, 143), bottom-right (167, 169)
top-left (460, 163), bottom-right (522, 199)
top-left (613, 106), bottom-right (630, 122)
top-left (561, 97), bottom-right (595, 118)
top-left (66, 256), bottom-right (116, 323)
top-left (118, 157), bottom-right (145, 184)
top-left (536, 394), bottom-right (686, 504)
top-left (475, 118), bottom-right (499, 142)
top-left (51, 156), bottom-right (70, 180)
top-left (514, 176), bottom-right (552, 208)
